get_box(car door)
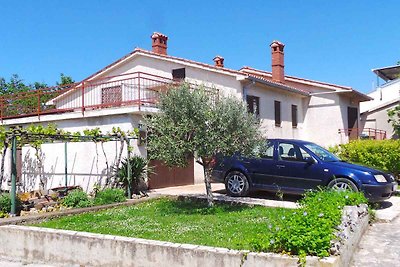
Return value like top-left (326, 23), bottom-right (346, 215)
top-left (274, 141), bottom-right (326, 191)
top-left (248, 140), bottom-right (279, 187)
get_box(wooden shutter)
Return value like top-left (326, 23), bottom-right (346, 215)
top-left (275, 100), bottom-right (281, 126)
top-left (292, 105), bottom-right (298, 128)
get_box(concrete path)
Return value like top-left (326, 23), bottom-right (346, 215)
top-left (149, 183), bottom-right (299, 209)
top-left (351, 196), bottom-right (400, 267)
top-left (351, 216), bottom-right (400, 267)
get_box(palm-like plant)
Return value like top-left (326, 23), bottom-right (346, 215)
top-left (112, 156), bottom-right (153, 196)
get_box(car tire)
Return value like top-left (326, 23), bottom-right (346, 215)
top-left (327, 178), bottom-right (359, 192)
top-left (225, 171), bottom-right (250, 197)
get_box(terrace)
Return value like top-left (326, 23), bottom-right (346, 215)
top-left (0, 72), bottom-right (218, 122)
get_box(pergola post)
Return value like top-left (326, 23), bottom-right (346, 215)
top-left (126, 138), bottom-right (132, 199)
top-left (10, 135), bottom-right (17, 216)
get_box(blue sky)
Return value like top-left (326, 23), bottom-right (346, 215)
top-left (0, 1), bottom-right (399, 93)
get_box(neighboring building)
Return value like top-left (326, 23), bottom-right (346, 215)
top-left (0, 32), bottom-right (371, 193)
top-left (360, 65), bottom-right (400, 139)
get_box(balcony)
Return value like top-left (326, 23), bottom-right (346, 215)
top-left (0, 72), bottom-right (218, 121)
top-left (338, 128), bottom-right (387, 141)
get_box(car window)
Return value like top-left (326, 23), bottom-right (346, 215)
top-left (259, 141), bottom-right (274, 159)
top-left (304, 143), bottom-right (339, 162)
top-left (278, 143), bottom-right (312, 162)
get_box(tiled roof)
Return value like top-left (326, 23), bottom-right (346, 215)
top-left (240, 66), bottom-right (353, 91)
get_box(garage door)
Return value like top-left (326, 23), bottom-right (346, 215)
top-left (148, 158), bottom-right (194, 189)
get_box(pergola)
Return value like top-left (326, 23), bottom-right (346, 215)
top-left (7, 129), bottom-right (137, 215)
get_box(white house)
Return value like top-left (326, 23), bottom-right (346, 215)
top-left (360, 65), bottom-right (400, 139)
top-left (0, 32), bottom-right (372, 193)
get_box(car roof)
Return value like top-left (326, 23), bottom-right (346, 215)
top-left (267, 138), bottom-right (315, 145)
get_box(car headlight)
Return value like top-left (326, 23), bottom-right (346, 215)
top-left (374, 174), bottom-right (387, 183)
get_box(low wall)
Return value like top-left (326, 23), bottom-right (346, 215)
top-left (0, 204), bottom-right (369, 267)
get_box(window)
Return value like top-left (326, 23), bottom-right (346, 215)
top-left (292, 105), bottom-right (298, 128)
top-left (278, 143), bottom-right (312, 162)
top-left (102, 85), bottom-right (122, 104)
top-left (172, 68), bottom-right (186, 81)
top-left (274, 100), bottom-right (281, 127)
top-left (246, 95), bottom-right (260, 117)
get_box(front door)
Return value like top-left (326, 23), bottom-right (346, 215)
top-left (274, 142), bottom-right (324, 191)
top-left (249, 141), bottom-right (278, 187)
top-left (347, 107), bottom-right (359, 140)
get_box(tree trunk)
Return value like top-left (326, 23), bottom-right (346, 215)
top-left (100, 141), bottom-right (110, 186)
top-left (0, 141), bottom-right (9, 190)
top-left (201, 157), bottom-right (214, 207)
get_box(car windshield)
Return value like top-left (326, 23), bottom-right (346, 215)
top-left (304, 143), bottom-right (340, 162)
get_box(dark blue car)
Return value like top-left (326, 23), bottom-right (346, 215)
top-left (211, 139), bottom-right (397, 202)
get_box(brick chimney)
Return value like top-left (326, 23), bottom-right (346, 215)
top-left (151, 32), bottom-right (168, 55)
top-left (270, 40), bottom-right (285, 83)
top-left (213, 55), bottom-right (224, 68)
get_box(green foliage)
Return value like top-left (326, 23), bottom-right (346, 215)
top-left (146, 83), bottom-right (263, 168)
top-left (112, 156), bottom-right (151, 195)
top-left (93, 188), bottom-right (126, 206)
top-left (331, 140), bottom-right (400, 179)
top-left (249, 189), bottom-right (367, 258)
top-left (0, 193), bottom-right (22, 213)
top-left (57, 73), bottom-right (75, 86)
top-left (34, 198), bottom-right (290, 250)
top-left (388, 104), bottom-right (400, 137)
top-left (61, 189), bottom-right (93, 208)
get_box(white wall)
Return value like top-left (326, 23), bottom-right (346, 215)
top-left (302, 93), bottom-right (352, 147)
top-left (360, 79), bottom-right (400, 113)
top-left (1, 114), bottom-right (144, 193)
top-left (246, 83), bottom-right (304, 140)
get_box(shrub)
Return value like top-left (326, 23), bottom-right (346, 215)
top-left (112, 156), bottom-right (152, 196)
top-left (0, 193), bottom-right (22, 215)
top-left (249, 189), bottom-right (368, 258)
top-left (330, 140), bottom-right (400, 179)
top-left (61, 189), bottom-right (93, 208)
top-left (93, 188), bottom-right (126, 206)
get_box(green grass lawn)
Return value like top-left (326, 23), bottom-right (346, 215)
top-left (34, 197), bottom-right (291, 250)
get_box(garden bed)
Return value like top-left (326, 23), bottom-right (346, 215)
top-left (0, 191), bottom-right (370, 267)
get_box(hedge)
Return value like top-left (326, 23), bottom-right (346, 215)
top-left (330, 140), bottom-right (400, 179)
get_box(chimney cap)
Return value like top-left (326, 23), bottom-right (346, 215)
top-left (270, 40), bottom-right (285, 48)
top-left (213, 55), bottom-right (224, 67)
top-left (213, 55), bottom-right (224, 61)
top-left (151, 32), bottom-right (168, 39)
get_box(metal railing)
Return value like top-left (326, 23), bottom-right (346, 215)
top-left (338, 128), bottom-right (387, 140)
top-left (0, 72), bottom-right (219, 121)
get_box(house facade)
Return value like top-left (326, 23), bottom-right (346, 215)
top-left (0, 32), bottom-right (371, 193)
top-left (360, 65), bottom-right (400, 139)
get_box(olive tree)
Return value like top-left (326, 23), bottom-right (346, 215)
top-left (146, 83), bottom-right (263, 206)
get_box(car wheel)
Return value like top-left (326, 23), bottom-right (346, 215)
top-left (328, 178), bottom-right (359, 192)
top-left (225, 171), bottom-right (250, 197)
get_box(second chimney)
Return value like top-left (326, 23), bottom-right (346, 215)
top-left (270, 40), bottom-right (285, 83)
top-left (213, 55), bottom-right (224, 68)
top-left (151, 32), bottom-right (168, 55)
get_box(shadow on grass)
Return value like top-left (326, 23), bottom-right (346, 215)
top-left (213, 187), bottom-right (302, 203)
